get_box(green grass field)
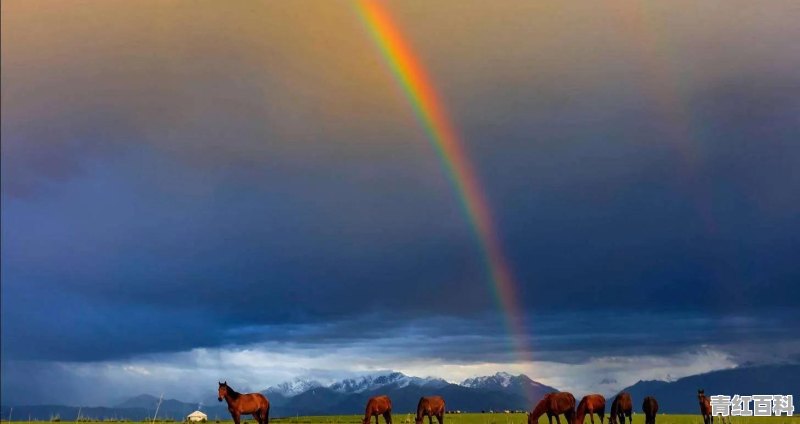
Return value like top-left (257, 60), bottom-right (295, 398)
top-left (265, 414), bottom-right (799, 424)
top-left (8, 414), bottom-right (798, 424)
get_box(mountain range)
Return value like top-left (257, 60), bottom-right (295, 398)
top-left (622, 363), bottom-right (800, 413)
top-left (0, 372), bottom-right (554, 420)
top-left (260, 371), bottom-right (553, 416)
top-left (2, 365), bottom-right (798, 420)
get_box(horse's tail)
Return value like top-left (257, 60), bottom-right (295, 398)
top-left (261, 395), bottom-right (270, 424)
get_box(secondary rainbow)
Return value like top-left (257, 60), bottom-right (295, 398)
top-left (355, 0), bottom-right (533, 376)
top-left (610, 2), bottom-right (716, 231)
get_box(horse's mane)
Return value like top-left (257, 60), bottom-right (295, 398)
top-left (224, 384), bottom-right (242, 400)
top-left (530, 396), bottom-right (550, 420)
top-left (576, 398), bottom-right (587, 417)
top-left (416, 398), bottom-right (425, 419)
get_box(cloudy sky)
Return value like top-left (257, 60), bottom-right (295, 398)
top-left (2, 0), bottom-right (799, 407)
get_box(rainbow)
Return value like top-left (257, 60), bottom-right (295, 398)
top-left (355, 0), bottom-right (533, 385)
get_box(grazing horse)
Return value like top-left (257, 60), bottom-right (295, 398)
top-left (218, 381), bottom-right (270, 424)
top-left (363, 395), bottom-right (393, 424)
top-left (698, 390), bottom-right (712, 424)
top-left (608, 392), bottom-right (632, 424)
top-left (642, 397), bottom-right (658, 424)
top-left (575, 394), bottom-right (605, 424)
top-left (416, 396), bottom-right (445, 424)
top-left (529, 392), bottom-right (576, 424)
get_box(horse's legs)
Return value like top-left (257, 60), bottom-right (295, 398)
top-left (384, 412), bottom-right (393, 424)
top-left (232, 412), bottom-right (241, 424)
top-left (589, 412), bottom-right (595, 424)
top-left (555, 414), bottom-right (561, 424)
top-left (429, 415), bottom-right (433, 424)
top-left (437, 414), bottom-right (443, 424)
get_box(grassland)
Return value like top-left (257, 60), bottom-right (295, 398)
top-left (4, 414), bottom-right (798, 424)
top-left (267, 414), bottom-right (799, 424)
top-left (261, 413), bottom-right (799, 424)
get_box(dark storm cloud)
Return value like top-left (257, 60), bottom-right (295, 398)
top-left (2, 0), bottom-right (800, 385)
top-left (4, 310), bottom-right (799, 405)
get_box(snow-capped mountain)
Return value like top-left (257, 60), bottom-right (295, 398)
top-left (462, 371), bottom-right (516, 389)
top-left (461, 371), bottom-right (553, 393)
top-left (329, 371), bottom-right (447, 393)
top-left (264, 378), bottom-right (324, 397)
top-left (257, 371), bottom-right (557, 415)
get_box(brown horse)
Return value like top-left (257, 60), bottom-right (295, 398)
top-left (529, 392), bottom-right (576, 424)
top-left (574, 394), bottom-right (605, 424)
top-left (218, 381), bottom-right (270, 424)
top-left (642, 397), bottom-right (658, 424)
top-left (698, 390), bottom-right (712, 424)
top-left (416, 396), bottom-right (445, 424)
top-left (363, 395), bottom-right (392, 424)
top-left (608, 392), bottom-right (632, 424)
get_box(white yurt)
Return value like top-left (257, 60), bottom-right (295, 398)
top-left (187, 411), bottom-right (208, 422)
